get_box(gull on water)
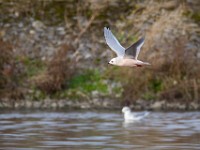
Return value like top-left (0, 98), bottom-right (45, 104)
top-left (122, 106), bottom-right (150, 122)
top-left (104, 27), bottom-right (150, 67)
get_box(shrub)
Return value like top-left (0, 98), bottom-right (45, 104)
top-left (32, 44), bottom-right (76, 94)
top-left (0, 39), bottom-right (24, 99)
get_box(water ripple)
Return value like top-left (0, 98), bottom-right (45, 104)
top-left (0, 110), bottom-right (200, 149)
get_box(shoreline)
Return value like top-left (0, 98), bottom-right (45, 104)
top-left (0, 99), bottom-right (199, 111)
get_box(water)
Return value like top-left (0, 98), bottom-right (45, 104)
top-left (0, 110), bottom-right (200, 150)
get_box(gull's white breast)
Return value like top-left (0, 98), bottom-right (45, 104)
top-left (118, 59), bottom-right (142, 67)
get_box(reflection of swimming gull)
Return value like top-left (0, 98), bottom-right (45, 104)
top-left (122, 106), bottom-right (149, 121)
top-left (104, 27), bottom-right (150, 67)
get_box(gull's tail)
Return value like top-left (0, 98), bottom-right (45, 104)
top-left (143, 62), bottom-right (151, 66)
top-left (144, 111), bottom-right (150, 117)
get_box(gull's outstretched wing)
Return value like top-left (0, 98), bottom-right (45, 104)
top-left (104, 27), bottom-right (125, 57)
top-left (125, 37), bottom-right (145, 60)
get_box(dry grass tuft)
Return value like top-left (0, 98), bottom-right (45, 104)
top-left (33, 44), bottom-right (76, 94)
top-left (0, 39), bottom-right (24, 99)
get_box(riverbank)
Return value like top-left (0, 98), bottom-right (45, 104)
top-left (0, 98), bottom-right (199, 111)
top-left (0, 1), bottom-right (200, 109)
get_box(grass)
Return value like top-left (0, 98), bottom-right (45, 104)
top-left (68, 69), bottom-right (108, 94)
top-left (18, 56), bottom-right (46, 77)
top-left (46, 69), bottom-right (123, 100)
top-left (46, 68), bottom-right (124, 100)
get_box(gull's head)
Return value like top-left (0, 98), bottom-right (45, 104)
top-left (122, 106), bottom-right (131, 113)
top-left (108, 57), bottom-right (121, 65)
top-left (108, 58), bottom-right (117, 65)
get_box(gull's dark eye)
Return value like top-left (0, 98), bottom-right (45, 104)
top-left (111, 61), bottom-right (113, 63)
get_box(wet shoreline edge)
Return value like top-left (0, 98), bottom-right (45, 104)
top-left (0, 99), bottom-right (199, 111)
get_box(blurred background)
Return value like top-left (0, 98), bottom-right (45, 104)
top-left (0, 0), bottom-right (200, 110)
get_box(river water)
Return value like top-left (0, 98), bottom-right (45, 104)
top-left (0, 109), bottom-right (199, 150)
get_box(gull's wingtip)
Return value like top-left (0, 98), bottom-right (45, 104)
top-left (136, 36), bottom-right (145, 46)
top-left (144, 111), bottom-right (150, 117)
top-left (104, 27), bottom-right (110, 31)
top-left (104, 27), bottom-right (108, 34)
top-left (140, 36), bottom-right (145, 42)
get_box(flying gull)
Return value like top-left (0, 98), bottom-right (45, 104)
top-left (104, 27), bottom-right (150, 67)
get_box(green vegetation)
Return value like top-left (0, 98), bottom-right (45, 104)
top-left (54, 69), bottom-right (123, 100)
top-left (20, 57), bottom-right (46, 77)
top-left (184, 10), bottom-right (200, 24)
top-left (68, 70), bottom-right (108, 94)
top-left (25, 68), bottom-right (123, 101)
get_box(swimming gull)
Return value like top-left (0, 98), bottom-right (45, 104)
top-left (122, 106), bottom-right (149, 122)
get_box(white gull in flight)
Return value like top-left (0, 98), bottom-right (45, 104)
top-left (104, 27), bottom-right (150, 67)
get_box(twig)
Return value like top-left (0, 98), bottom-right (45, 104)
top-left (74, 12), bottom-right (98, 44)
top-left (193, 79), bottom-right (198, 101)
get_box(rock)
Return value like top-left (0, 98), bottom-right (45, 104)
top-left (32, 20), bottom-right (45, 31)
top-left (177, 104), bottom-right (187, 110)
top-left (56, 27), bottom-right (66, 35)
top-left (80, 102), bottom-right (91, 109)
top-left (29, 30), bottom-right (35, 35)
top-left (14, 11), bottom-right (19, 17)
top-left (102, 99), bottom-right (119, 108)
top-left (57, 100), bottom-right (66, 108)
top-left (151, 101), bottom-right (165, 110)
top-left (0, 29), bottom-right (5, 37)
top-left (91, 90), bottom-right (99, 98)
top-left (25, 101), bottom-right (32, 108)
top-left (132, 105), bottom-right (142, 110)
top-left (33, 101), bottom-right (42, 108)
top-left (92, 98), bottom-right (102, 106)
top-left (135, 99), bottom-right (151, 109)
top-left (197, 52), bottom-right (200, 59)
top-left (43, 99), bottom-right (51, 108)
top-left (41, 56), bottom-right (46, 61)
top-left (14, 101), bottom-right (25, 108)
top-left (189, 102), bottom-right (199, 110)
top-left (51, 102), bottom-right (57, 109)
top-left (0, 102), bottom-right (3, 108)
top-left (14, 102), bottom-right (20, 108)
top-left (4, 23), bottom-right (10, 28)
top-left (18, 22), bottom-right (23, 28)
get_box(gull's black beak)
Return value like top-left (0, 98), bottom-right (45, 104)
top-left (108, 62), bottom-right (110, 64)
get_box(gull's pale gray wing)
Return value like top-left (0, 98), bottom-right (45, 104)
top-left (104, 27), bottom-right (125, 57)
top-left (124, 37), bottom-right (145, 59)
top-left (134, 111), bottom-right (149, 118)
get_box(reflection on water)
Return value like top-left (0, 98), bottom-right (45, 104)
top-left (0, 109), bottom-right (200, 150)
